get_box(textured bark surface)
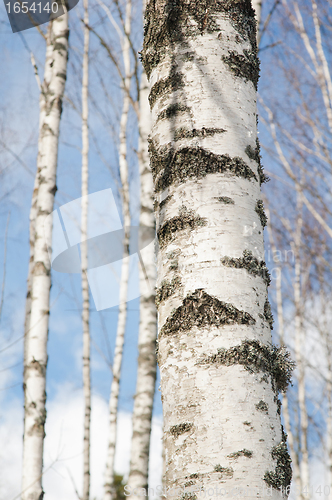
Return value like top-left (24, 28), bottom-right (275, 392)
top-left (82, 0), bottom-right (91, 498)
top-left (142, 1), bottom-right (293, 498)
top-left (127, 58), bottom-right (158, 500)
top-left (22, 11), bottom-right (69, 500)
top-left (104, 2), bottom-right (132, 499)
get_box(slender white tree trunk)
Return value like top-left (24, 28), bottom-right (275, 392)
top-left (104, 2), bottom-right (132, 499)
top-left (22, 11), bottom-right (69, 500)
top-left (267, 211), bottom-right (303, 499)
top-left (142, 2), bottom-right (293, 499)
top-left (127, 51), bottom-right (158, 500)
top-left (293, 192), bottom-right (310, 494)
top-left (252, 0), bottom-right (262, 33)
top-left (82, 1), bottom-right (91, 498)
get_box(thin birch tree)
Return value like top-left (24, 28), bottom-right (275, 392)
top-left (142, 1), bottom-right (294, 497)
top-left (22, 9), bottom-right (69, 500)
top-left (127, 5), bottom-right (158, 496)
top-left (81, 0), bottom-right (91, 498)
top-left (104, 1), bottom-right (132, 498)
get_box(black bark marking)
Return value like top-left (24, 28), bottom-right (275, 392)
top-left (222, 49), bottom-right (260, 89)
top-left (245, 139), bottom-right (269, 185)
top-left (264, 432), bottom-right (292, 490)
top-left (160, 289), bottom-right (255, 337)
top-left (157, 103), bottom-right (191, 123)
top-left (156, 277), bottom-right (181, 307)
top-left (200, 339), bottom-right (294, 394)
top-left (157, 206), bottom-right (207, 249)
top-left (264, 300), bottom-right (274, 329)
top-left (214, 465), bottom-right (234, 477)
top-left (221, 250), bottom-right (271, 286)
top-left (215, 196), bottom-right (235, 204)
top-left (149, 68), bottom-right (185, 109)
top-left (255, 200), bottom-right (267, 227)
top-left (173, 127), bottom-right (226, 142)
top-left (256, 400), bottom-right (268, 414)
top-left (149, 140), bottom-right (258, 193)
top-left (170, 422), bottom-right (193, 437)
top-left (227, 449), bottom-right (253, 458)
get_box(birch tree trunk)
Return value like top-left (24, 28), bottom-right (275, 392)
top-left (127, 51), bottom-right (158, 500)
top-left (22, 10), bottom-right (69, 500)
top-left (252, 0), bottom-right (262, 33)
top-left (103, 2), bottom-right (132, 498)
top-left (142, 1), bottom-right (293, 498)
top-left (81, 0), bottom-right (91, 498)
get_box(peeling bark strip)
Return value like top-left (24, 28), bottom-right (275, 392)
top-left (220, 249), bottom-right (271, 285)
top-left (160, 289), bottom-right (255, 337)
top-left (222, 49), bottom-right (260, 89)
top-left (170, 422), bottom-right (193, 437)
top-left (157, 206), bottom-right (206, 249)
top-left (142, 0), bottom-right (257, 79)
top-left (264, 438), bottom-right (292, 490)
top-left (155, 277), bottom-right (181, 307)
top-left (149, 142), bottom-right (258, 193)
top-left (200, 340), bottom-right (294, 394)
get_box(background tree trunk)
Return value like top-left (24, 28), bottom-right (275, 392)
top-left (22, 10), bottom-right (69, 500)
top-left (142, 1), bottom-right (293, 498)
top-left (104, 2), bottom-right (132, 498)
top-left (81, 0), bottom-right (91, 498)
top-left (127, 47), bottom-right (158, 500)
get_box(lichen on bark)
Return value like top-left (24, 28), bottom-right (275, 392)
top-left (149, 140), bottom-right (258, 193)
top-left (160, 289), bottom-right (255, 337)
top-left (227, 449), bottom-right (253, 458)
top-left (155, 277), bottom-right (181, 307)
top-left (170, 422), bottom-right (193, 437)
top-left (157, 206), bottom-right (207, 249)
top-left (264, 436), bottom-right (292, 490)
top-left (220, 249), bottom-right (271, 286)
top-left (200, 339), bottom-right (295, 394)
top-left (255, 199), bottom-right (267, 227)
top-left (222, 49), bottom-right (260, 89)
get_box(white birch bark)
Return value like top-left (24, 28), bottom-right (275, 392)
top-left (82, 0), bottom-right (91, 498)
top-left (142, 2), bottom-right (293, 499)
top-left (103, 2), bottom-right (132, 498)
top-left (127, 53), bottom-right (158, 500)
top-left (252, 0), bottom-right (262, 36)
top-left (22, 11), bottom-right (69, 500)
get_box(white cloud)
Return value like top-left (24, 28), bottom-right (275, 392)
top-left (0, 383), bottom-right (162, 500)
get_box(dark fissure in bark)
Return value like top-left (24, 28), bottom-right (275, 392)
top-left (255, 199), bottom-right (267, 227)
top-left (264, 300), bottom-right (274, 329)
top-left (200, 339), bottom-right (295, 394)
top-left (160, 289), bottom-right (255, 337)
top-left (221, 249), bottom-right (271, 286)
top-left (157, 103), bottom-right (191, 123)
top-left (159, 194), bottom-right (173, 211)
top-left (149, 66), bottom-right (184, 109)
top-left (149, 140), bottom-right (258, 192)
top-left (222, 49), bottom-right (259, 89)
top-left (227, 449), bottom-right (253, 458)
top-left (173, 127), bottom-right (226, 142)
top-left (264, 431), bottom-right (292, 490)
top-left (156, 276), bottom-right (181, 307)
top-left (170, 422), bottom-right (193, 437)
top-left (157, 206), bottom-right (207, 249)
top-left (142, 0), bottom-right (257, 79)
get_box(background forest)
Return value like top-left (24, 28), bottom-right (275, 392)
top-left (0, 0), bottom-right (331, 499)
